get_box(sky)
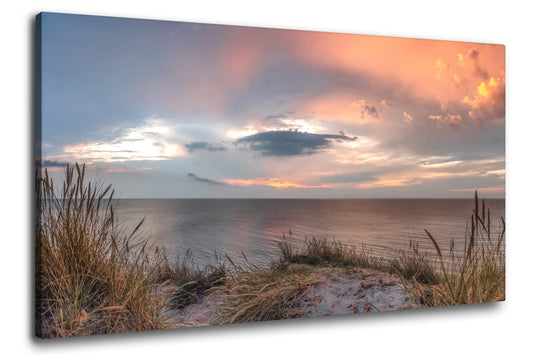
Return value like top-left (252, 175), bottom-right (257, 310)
top-left (39, 12), bottom-right (505, 198)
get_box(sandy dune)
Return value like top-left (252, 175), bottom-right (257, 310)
top-left (169, 267), bottom-right (414, 328)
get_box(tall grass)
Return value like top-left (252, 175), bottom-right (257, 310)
top-left (154, 249), bottom-right (227, 309)
top-left (35, 164), bottom-right (168, 338)
top-left (278, 230), bottom-right (389, 271)
top-left (390, 241), bottom-right (441, 285)
top-left (213, 257), bottom-right (322, 324)
top-left (407, 192), bottom-right (505, 306)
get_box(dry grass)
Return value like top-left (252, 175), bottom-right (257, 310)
top-left (278, 230), bottom-right (389, 272)
top-left (154, 250), bottom-right (227, 309)
top-left (212, 261), bottom-right (322, 324)
top-left (401, 192), bottom-right (505, 306)
top-left (390, 241), bottom-right (441, 285)
top-left (213, 235), bottom-right (395, 325)
top-left (35, 164), bottom-right (169, 338)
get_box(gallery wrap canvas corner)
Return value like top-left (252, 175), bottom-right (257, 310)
top-left (34, 12), bottom-right (505, 338)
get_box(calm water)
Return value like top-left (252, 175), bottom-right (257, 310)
top-left (115, 199), bottom-right (505, 267)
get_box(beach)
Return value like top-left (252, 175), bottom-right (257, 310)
top-left (169, 266), bottom-right (413, 328)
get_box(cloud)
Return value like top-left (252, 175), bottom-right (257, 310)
top-left (467, 49), bottom-right (489, 79)
top-left (235, 130), bottom-right (356, 157)
top-left (48, 119), bottom-right (187, 163)
top-left (462, 77), bottom-right (505, 123)
top-left (37, 159), bottom-right (69, 168)
top-left (320, 173), bottom-right (378, 183)
top-left (352, 99), bottom-right (379, 119)
top-left (222, 177), bottom-right (331, 189)
top-left (265, 113), bottom-right (289, 120)
top-left (403, 112), bottom-right (414, 123)
top-left (185, 141), bottom-right (228, 152)
top-left (187, 173), bottom-right (227, 186)
top-left (227, 116), bottom-right (328, 139)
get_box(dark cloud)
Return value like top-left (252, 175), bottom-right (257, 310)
top-left (468, 48), bottom-right (489, 79)
top-left (38, 160), bottom-right (69, 168)
top-left (187, 173), bottom-right (227, 185)
top-left (363, 104), bottom-right (379, 119)
top-left (264, 113), bottom-right (288, 120)
top-left (185, 141), bottom-right (228, 152)
top-left (91, 150), bottom-right (136, 153)
top-left (236, 131), bottom-right (356, 157)
top-left (320, 173), bottom-right (378, 183)
top-left (469, 49), bottom-right (480, 60)
top-left (353, 100), bottom-right (380, 119)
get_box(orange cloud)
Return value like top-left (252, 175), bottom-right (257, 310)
top-left (463, 77), bottom-right (505, 122)
top-left (450, 186), bottom-right (505, 195)
top-left (403, 112), bottom-right (414, 123)
top-left (287, 31), bottom-right (503, 99)
top-left (280, 33), bottom-right (504, 129)
top-left (357, 178), bottom-right (419, 189)
top-left (427, 113), bottom-right (463, 126)
top-left (223, 177), bottom-right (331, 189)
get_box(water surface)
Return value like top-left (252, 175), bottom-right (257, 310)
top-left (115, 198), bottom-right (505, 267)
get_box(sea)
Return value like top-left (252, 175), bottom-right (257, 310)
top-left (115, 198), bottom-right (506, 268)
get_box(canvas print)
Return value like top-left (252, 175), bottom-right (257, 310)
top-left (35, 12), bottom-right (505, 338)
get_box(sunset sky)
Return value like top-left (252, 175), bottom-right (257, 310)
top-left (39, 12), bottom-right (505, 198)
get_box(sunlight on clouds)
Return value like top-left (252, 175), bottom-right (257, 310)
top-left (52, 119), bottom-right (187, 163)
top-left (484, 169), bottom-right (505, 177)
top-left (226, 128), bottom-right (259, 140)
top-left (403, 112), bottom-right (414, 123)
top-left (223, 178), bottom-right (332, 189)
top-left (420, 159), bottom-right (463, 168)
top-left (463, 77), bottom-right (502, 105)
top-left (462, 76), bottom-right (505, 122)
top-left (332, 135), bottom-right (395, 166)
top-left (357, 178), bottom-right (419, 189)
top-left (277, 118), bottom-right (326, 133)
top-left (450, 186), bottom-right (505, 194)
top-left (227, 117), bottom-right (329, 140)
top-left (420, 171), bottom-right (474, 179)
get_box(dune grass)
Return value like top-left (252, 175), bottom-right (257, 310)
top-left (154, 249), bottom-right (227, 309)
top-left (212, 265), bottom-right (317, 324)
top-left (277, 231), bottom-right (440, 286)
top-left (278, 230), bottom-right (390, 271)
top-left (404, 192), bottom-right (505, 306)
top-left (35, 164), bottom-right (169, 338)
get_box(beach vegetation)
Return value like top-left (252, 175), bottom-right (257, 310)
top-left (35, 164), bottom-right (168, 338)
top-left (35, 164), bottom-right (505, 335)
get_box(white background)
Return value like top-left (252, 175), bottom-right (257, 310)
top-left (1, 1), bottom-right (531, 354)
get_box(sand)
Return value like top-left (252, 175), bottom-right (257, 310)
top-left (168, 268), bottom-right (414, 328)
top-left (299, 269), bottom-right (413, 316)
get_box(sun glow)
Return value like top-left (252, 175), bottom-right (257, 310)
top-left (51, 120), bottom-right (187, 163)
top-left (223, 177), bottom-right (332, 189)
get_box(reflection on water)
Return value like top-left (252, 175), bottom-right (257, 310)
top-left (115, 199), bottom-right (505, 267)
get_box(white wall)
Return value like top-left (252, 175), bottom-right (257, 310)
top-left (1, 1), bottom-right (531, 354)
